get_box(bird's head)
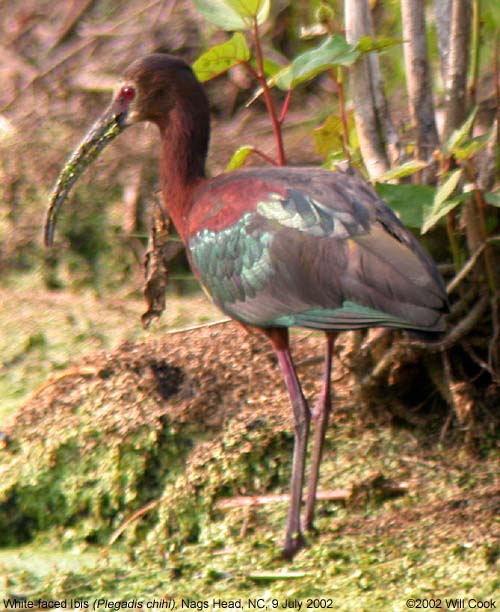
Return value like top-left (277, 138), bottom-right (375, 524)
top-left (44, 53), bottom-right (208, 247)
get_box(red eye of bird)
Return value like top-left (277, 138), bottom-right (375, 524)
top-left (121, 85), bottom-right (135, 101)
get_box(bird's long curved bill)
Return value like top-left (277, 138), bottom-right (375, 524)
top-left (43, 107), bottom-right (124, 247)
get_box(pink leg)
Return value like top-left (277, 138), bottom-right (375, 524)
top-left (304, 332), bottom-right (337, 532)
top-left (265, 327), bottom-right (311, 559)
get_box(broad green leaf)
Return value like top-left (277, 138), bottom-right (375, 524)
top-left (453, 131), bottom-right (492, 160)
top-left (434, 168), bottom-right (463, 208)
top-left (376, 183), bottom-right (436, 229)
top-left (313, 114), bottom-right (344, 157)
top-left (377, 159), bottom-right (429, 182)
top-left (325, 151), bottom-right (351, 167)
top-left (445, 108), bottom-right (478, 154)
top-left (261, 57), bottom-right (282, 77)
top-left (226, 145), bottom-right (253, 170)
top-left (193, 0), bottom-right (269, 31)
top-left (273, 35), bottom-right (359, 91)
top-left (192, 33), bottom-right (250, 81)
top-left (422, 197), bottom-right (462, 234)
top-left (421, 168), bottom-right (464, 233)
top-left (485, 191), bottom-right (500, 207)
top-left (355, 35), bottom-right (404, 54)
top-left (312, 111), bottom-right (356, 158)
top-left (226, 0), bottom-right (270, 22)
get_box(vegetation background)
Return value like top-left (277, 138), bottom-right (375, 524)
top-left (0, 0), bottom-right (498, 606)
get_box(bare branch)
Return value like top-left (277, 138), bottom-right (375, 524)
top-left (401, 0), bottom-right (440, 160)
top-left (360, 295), bottom-right (490, 390)
top-left (443, 0), bottom-right (471, 140)
top-left (365, 10), bottom-right (402, 166)
top-left (345, 0), bottom-right (389, 179)
top-left (214, 484), bottom-right (409, 510)
top-left (433, 0), bottom-right (452, 84)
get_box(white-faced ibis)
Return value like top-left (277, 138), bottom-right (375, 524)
top-left (44, 53), bottom-right (448, 559)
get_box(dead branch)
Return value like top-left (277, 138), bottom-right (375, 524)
top-left (215, 490), bottom-right (350, 509)
top-left (1, 38), bottom-right (97, 113)
top-left (108, 484), bottom-right (408, 544)
top-left (49, 0), bottom-right (97, 51)
top-left (446, 243), bottom-right (486, 294)
top-left (360, 294), bottom-right (490, 389)
top-left (29, 367), bottom-right (97, 400)
top-left (141, 199), bottom-right (174, 329)
top-left (164, 318), bottom-right (232, 334)
top-left (410, 294), bottom-right (490, 352)
top-left (109, 498), bottom-right (162, 545)
top-left (216, 481), bottom-right (409, 510)
top-left (462, 340), bottom-right (500, 384)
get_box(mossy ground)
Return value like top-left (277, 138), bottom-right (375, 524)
top-left (1, 273), bottom-right (498, 609)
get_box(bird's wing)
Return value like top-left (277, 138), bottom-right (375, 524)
top-left (188, 169), bottom-right (447, 332)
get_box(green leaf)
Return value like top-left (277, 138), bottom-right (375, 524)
top-left (355, 35), bottom-right (404, 54)
top-left (261, 57), bottom-right (282, 77)
top-left (192, 33), bottom-right (251, 81)
top-left (445, 108), bottom-right (478, 154)
top-left (226, 145), bottom-right (253, 170)
top-left (452, 131), bottom-right (492, 160)
top-left (312, 114), bottom-right (344, 157)
top-left (312, 111), bottom-right (356, 159)
top-left (485, 191), bottom-right (500, 208)
top-left (434, 168), bottom-right (463, 208)
top-left (377, 159), bottom-right (429, 182)
top-left (273, 35), bottom-right (359, 90)
top-left (226, 0), bottom-right (270, 22)
top-left (193, 0), bottom-right (270, 31)
top-left (422, 197), bottom-right (462, 234)
top-left (375, 183), bottom-right (436, 229)
top-left (421, 168), bottom-right (464, 234)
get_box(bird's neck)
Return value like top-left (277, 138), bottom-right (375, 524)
top-left (159, 103), bottom-right (210, 243)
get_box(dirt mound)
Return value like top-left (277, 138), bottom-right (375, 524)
top-left (6, 323), bottom-right (331, 438)
top-left (0, 322), bottom-right (336, 547)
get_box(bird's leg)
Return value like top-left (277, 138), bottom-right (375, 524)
top-left (304, 332), bottom-right (337, 532)
top-left (265, 327), bottom-right (311, 559)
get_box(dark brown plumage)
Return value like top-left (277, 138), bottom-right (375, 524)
top-left (45, 53), bottom-right (448, 558)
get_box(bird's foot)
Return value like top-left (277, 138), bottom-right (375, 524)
top-left (303, 504), bottom-right (319, 534)
top-left (282, 531), bottom-right (307, 560)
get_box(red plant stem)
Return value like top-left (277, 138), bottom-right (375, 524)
top-left (243, 61), bottom-right (259, 81)
top-left (251, 18), bottom-right (286, 166)
top-left (249, 146), bottom-right (279, 166)
top-left (279, 90), bottom-right (293, 125)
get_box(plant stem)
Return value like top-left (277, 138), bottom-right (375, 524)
top-left (468, 0), bottom-right (481, 104)
top-left (466, 166), bottom-right (498, 296)
top-left (248, 147), bottom-right (279, 166)
top-left (251, 18), bottom-right (286, 166)
top-left (446, 211), bottom-right (463, 276)
top-left (329, 67), bottom-right (351, 159)
top-left (279, 90), bottom-right (293, 125)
